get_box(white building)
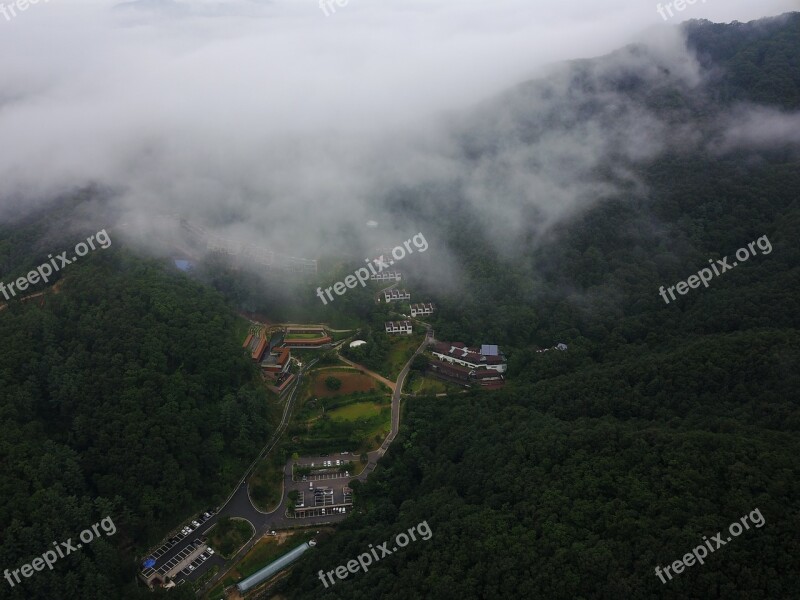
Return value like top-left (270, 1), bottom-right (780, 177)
top-left (383, 289), bottom-right (411, 302)
top-left (370, 271), bottom-right (402, 282)
top-left (385, 321), bottom-right (413, 335)
top-left (430, 342), bottom-right (507, 373)
top-left (410, 303), bottom-right (434, 317)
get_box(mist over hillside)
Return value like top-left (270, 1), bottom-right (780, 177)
top-left (0, 4), bottom-right (798, 600)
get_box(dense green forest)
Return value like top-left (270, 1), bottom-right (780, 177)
top-left (0, 12), bottom-right (797, 600)
top-left (0, 247), bottom-right (275, 599)
top-left (278, 14), bottom-right (800, 600)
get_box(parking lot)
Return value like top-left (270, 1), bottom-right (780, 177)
top-left (140, 510), bottom-right (218, 586)
top-left (156, 542), bottom-right (202, 576)
top-left (179, 548), bottom-right (216, 577)
top-left (293, 505), bottom-right (350, 518)
top-left (301, 471), bottom-right (351, 481)
top-left (292, 484), bottom-right (353, 518)
top-left (293, 453), bottom-right (356, 482)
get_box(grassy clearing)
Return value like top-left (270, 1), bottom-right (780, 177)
top-left (286, 331), bottom-right (325, 339)
top-left (380, 334), bottom-right (424, 379)
top-left (405, 372), bottom-right (459, 395)
top-left (208, 517), bottom-right (254, 559)
top-left (248, 457), bottom-right (284, 512)
top-left (205, 530), bottom-right (318, 598)
top-left (330, 329), bottom-right (354, 342)
top-left (328, 401), bottom-right (382, 421)
top-left (287, 393), bottom-right (391, 455)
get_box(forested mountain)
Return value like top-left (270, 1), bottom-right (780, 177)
top-left (0, 247), bottom-right (273, 599)
top-left (0, 11), bottom-right (796, 600)
top-left (279, 14), bottom-right (800, 600)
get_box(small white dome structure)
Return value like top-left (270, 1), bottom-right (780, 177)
top-left (349, 340), bottom-right (367, 348)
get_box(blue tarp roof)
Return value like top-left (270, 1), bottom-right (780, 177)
top-left (480, 344), bottom-right (499, 356)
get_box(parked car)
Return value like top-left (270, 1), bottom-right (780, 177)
top-left (207, 548), bottom-right (215, 555)
top-left (191, 520), bottom-right (200, 527)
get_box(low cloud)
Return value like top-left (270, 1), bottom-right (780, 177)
top-left (0, 0), bottom-right (795, 271)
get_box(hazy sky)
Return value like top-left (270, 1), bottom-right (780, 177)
top-left (0, 0), bottom-right (796, 259)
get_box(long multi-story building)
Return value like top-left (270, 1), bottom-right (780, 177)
top-left (428, 342), bottom-right (507, 389)
top-left (431, 342), bottom-right (506, 373)
top-left (243, 332), bottom-right (269, 362)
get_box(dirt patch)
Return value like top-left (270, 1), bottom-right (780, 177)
top-left (313, 371), bottom-right (377, 398)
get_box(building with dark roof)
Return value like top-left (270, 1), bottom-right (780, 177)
top-left (431, 342), bottom-right (507, 373)
top-left (429, 341), bottom-right (507, 389)
top-left (261, 347), bottom-right (291, 377)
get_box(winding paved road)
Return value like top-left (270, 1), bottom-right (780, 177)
top-left (195, 329), bottom-right (433, 594)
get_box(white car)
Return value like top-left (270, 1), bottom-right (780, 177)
top-left (336, 460), bottom-right (341, 466)
top-left (207, 548), bottom-right (215, 555)
top-left (191, 520), bottom-right (200, 527)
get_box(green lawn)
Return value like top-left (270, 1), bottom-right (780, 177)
top-left (380, 334), bottom-right (425, 379)
top-left (328, 401), bottom-right (383, 421)
top-left (286, 332), bottom-right (325, 339)
top-left (330, 329), bottom-right (355, 342)
top-left (406, 372), bottom-right (461, 395)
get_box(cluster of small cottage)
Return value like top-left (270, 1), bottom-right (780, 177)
top-left (375, 271), bottom-right (434, 336)
top-left (374, 261), bottom-right (508, 390)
